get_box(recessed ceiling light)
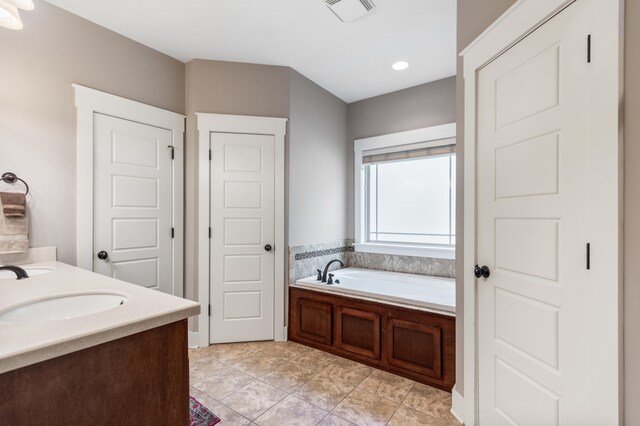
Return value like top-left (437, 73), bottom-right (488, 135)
top-left (392, 61), bottom-right (409, 71)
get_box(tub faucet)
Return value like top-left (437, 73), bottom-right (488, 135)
top-left (322, 259), bottom-right (344, 283)
top-left (0, 265), bottom-right (29, 280)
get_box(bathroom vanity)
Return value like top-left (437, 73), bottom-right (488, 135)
top-left (0, 261), bottom-right (199, 425)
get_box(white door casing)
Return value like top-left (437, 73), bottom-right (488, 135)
top-left (74, 84), bottom-right (185, 297)
top-left (196, 113), bottom-right (287, 347)
top-left (93, 114), bottom-right (173, 293)
top-left (461, 0), bottom-right (622, 425)
top-left (209, 132), bottom-right (276, 343)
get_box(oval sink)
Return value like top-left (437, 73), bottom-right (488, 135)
top-left (0, 293), bottom-right (128, 323)
top-left (0, 267), bottom-right (53, 279)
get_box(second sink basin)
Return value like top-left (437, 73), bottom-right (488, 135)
top-left (0, 293), bottom-right (128, 323)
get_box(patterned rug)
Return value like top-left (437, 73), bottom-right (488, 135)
top-left (189, 396), bottom-right (221, 426)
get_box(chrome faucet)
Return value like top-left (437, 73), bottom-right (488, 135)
top-left (321, 259), bottom-right (344, 283)
top-left (0, 265), bottom-right (29, 280)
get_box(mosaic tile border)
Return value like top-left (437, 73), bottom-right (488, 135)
top-left (294, 245), bottom-right (354, 261)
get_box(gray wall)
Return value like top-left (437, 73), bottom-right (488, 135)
top-left (0, 1), bottom-right (185, 265)
top-left (346, 76), bottom-right (457, 238)
top-left (289, 70), bottom-right (349, 246)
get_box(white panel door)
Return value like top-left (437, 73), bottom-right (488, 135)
top-left (210, 132), bottom-right (275, 343)
top-left (94, 113), bottom-right (173, 294)
top-left (477, 1), bottom-right (615, 424)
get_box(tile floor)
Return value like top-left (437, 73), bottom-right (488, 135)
top-left (189, 341), bottom-right (460, 426)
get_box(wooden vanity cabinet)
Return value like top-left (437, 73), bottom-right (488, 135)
top-left (289, 287), bottom-right (455, 391)
top-left (0, 320), bottom-right (189, 426)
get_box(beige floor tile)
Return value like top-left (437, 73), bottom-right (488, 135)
top-left (293, 375), bottom-right (356, 411)
top-left (388, 406), bottom-right (451, 426)
top-left (261, 341), bottom-right (314, 358)
top-left (189, 357), bottom-right (226, 387)
top-left (207, 343), bottom-right (260, 365)
top-left (188, 347), bottom-right (210, 362)
top-left (327, 354), bottom-right (364, 369)
top-left (222, 380), bottom-right (288, 420)
top-left (289, 348), bottom-right (337, 370)
top-left (190, 342), bottom-right (457, 425)
top-left (357, 369), bottom-right (415, 403)
top-left (254, 395), bottom-right (328, 426)
top-left (317, 362), bottom-right (373, 386)
top-left (402, 383), bottom-right (457, 423)
top-left (190, 387), bottom-right (253, 425)
top-left (190, 352), bottom-right (226, 370)
top-left (261, 361), bottom-right (320, 392)
top-left (232, 351), bottom-right (289, 377)
top-left (192, 365), bottom-right (255, 400)
top-left (244, 341), bottom-right (277, 351)
top-left (317, 414), bottom-right (357, 426)
top-left (331, 388), bottom-right (398, 426)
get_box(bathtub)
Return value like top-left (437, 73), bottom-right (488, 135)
top-left (294, 267), bottom-right (455, 316)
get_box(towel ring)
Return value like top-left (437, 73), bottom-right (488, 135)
top-left (1, 172), bottom-right (29, 195)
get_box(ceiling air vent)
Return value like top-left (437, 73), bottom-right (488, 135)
top-left (324, 0), bottom-right (376, 23)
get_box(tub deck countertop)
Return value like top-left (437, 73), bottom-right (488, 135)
top-left (0, 261), bottom-right (199, 374)
top-left (294, 267), bottom-right (456, 316)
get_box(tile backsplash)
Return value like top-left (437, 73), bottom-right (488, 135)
top-left (288, 240), bottom-right (455, 284)
top-left (0, 246), bottom-right (56, 265)
top-left (289, 240), bottom-right (353, 284)
top-left (349, 250), bottom-right (455, 279)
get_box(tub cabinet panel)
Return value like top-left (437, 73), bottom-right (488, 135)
top-left (293, 297), bottom-right (333, 346)
top-left (386, 318), bottom-right (442, 379)
top-left (336, 307), bottom-right (381, 360)
top-left (289, 287), bottom-right (455, 391)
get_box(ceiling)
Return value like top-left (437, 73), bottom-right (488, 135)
top-left (44, 0), bottom-right (456, 103)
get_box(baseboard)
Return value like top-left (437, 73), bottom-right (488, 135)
top-left (188, 331), bottom-right (200, 348)
top-left (189, 328), bottom-right (287, 346)
top-left (451, 385), bottom-right (464, 424)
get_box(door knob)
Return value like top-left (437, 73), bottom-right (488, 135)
top-left (474, 265), bottom-right (490, 279)
top-left (264, 244), bottom-right (272, 252)
top-left (97, 251), bottom-right (109, 260)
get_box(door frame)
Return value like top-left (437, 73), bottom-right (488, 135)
top-left (460, 0), bottom-right (623, 424)
top-left (73, 84), bottom-right (185, 297)
top-left (197, 113), bottom-right (287, 347)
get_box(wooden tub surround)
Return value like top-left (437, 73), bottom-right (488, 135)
top-left (288, 287), bottom-right (455, 391)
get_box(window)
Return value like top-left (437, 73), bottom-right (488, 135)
top-left (354, 124), bottom-right (456, 258)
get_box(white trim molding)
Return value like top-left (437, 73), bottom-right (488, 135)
top-left (188, 331), bottom-right (199, 348)
top-left (73, 84), bottom-right (185, 298)
top-left (451, 385), bottom-right (464, 425)
top-left (460, 1), bottom-right (623, 425)
top-left (197, 113), bottom-right (288, 348)
top-left (353, 243), bottom-right (454, 260)
top-left (354, 123), bottom-right (456, 259)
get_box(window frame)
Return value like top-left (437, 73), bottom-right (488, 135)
top-left (354, 123), bottom-right (456, 259)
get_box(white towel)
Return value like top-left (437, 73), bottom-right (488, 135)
top-left (0, 197), bottom-right (28, 254)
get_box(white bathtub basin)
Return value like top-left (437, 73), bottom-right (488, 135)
top-left (296, 267), bottom-right (455, 315)
top-left (0, 267), bottom-right (54, 279)
top-left (0, 293), bottom-right (128, 323)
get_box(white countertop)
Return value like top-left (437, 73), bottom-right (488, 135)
top-left (0, 261), bottom-right (200, 374)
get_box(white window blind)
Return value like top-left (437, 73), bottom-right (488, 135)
top-left (362, 141), bottom-right (456, 166)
